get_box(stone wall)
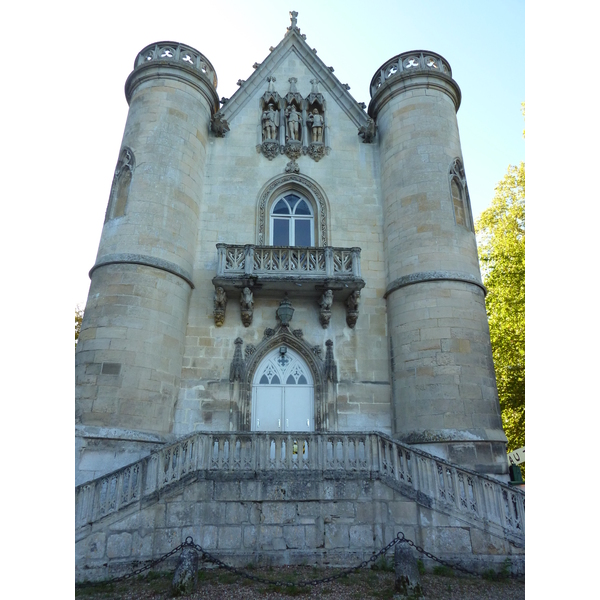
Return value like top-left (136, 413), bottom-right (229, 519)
top-left (76, 470), bottom-right (523, 582)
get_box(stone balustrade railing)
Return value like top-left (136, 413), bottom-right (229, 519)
top-left (76, 432), bottom-right (524, 544)
top-left (370, 51), bottom-right (452, 98)
top-left (215, 244), bottom-right (362, 278)
top-left (134, 41), bottom-right (218, 89)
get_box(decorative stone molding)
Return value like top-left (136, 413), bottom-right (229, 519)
top-left (319, 289), bottom-right (333, 328)
top-left (240, 287), bottom-right (254, 327)
top-left (90, 253), bottom-right (194, 289)
top-left (345, 290), bottom-right (360, 328)
top-left (213, 286), bottom-right (227, 326)
top-left (244, 344), bottom-right (256, 359)
top-left (292, 329), bottom-right (304, 339)
top-left (384, 271), bottom-right (486, 298)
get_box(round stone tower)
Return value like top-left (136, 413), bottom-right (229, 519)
top-left (369, 51), bottom-right (508, 477)
top-left (76, 43), bottom-right (219, 444)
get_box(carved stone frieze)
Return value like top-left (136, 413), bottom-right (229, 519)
top-left (213, 286), bottom-right (227, 327)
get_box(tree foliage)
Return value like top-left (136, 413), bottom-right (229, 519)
top-left (75, 305), bottom-right (83, 348)
top-left (476, 162), bottom-right (525, 453)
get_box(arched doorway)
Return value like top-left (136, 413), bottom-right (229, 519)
top-left (252, 346), bottom-right (314, 432)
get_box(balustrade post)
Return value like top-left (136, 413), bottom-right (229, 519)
top-left (216, 243), bottom-right (227, 275)
top-left (244, 245), bottom-right (255, 276)
top-left (351, 247), bottom-right (362, 277)
top-left (325, 246), bottom-right (334, 277)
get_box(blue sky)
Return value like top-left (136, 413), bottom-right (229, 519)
top-left (66, 0), bottom-right (525, 306)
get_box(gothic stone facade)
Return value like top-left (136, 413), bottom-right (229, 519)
top-left (75, 17), bottom-right (508, 487)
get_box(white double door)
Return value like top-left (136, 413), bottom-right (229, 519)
top-left (252, 347), bottom-right (314, 432)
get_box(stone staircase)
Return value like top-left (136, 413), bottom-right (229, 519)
top-left (76, 431), bottom-right (524, 580)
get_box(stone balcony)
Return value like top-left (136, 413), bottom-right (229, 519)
top-left (212, 244), bottom-right (366, 328)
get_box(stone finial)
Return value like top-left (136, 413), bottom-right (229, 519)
top-left (237, 79), bottom-right (245, 86)
top-left (289, 10), bottom-right (298, 29)
top-left (288, 77), bottom-right (298, 94)
top-left (229, 337), bottom-right (245, 382)
top-left (267, 75), bottom-right (276, 92)
top-left (310, 79), bottom-right (320, 94)
top-left (342, 83), bottom-right (351, 90)
top-left (324, 339), bottom-right (337, 382)
top-left (253, 62), bottom-right (261, 69)
top-left (220, 97), bottom-right (229, 105)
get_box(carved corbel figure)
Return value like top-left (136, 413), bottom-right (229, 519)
top-left (214, 286), bottom-right (227, 327)
top-left (319, 289), bottom-right (333, 328)
top-left (345, 290), bottom-right (360, 328)
top-left (211, 111), bottom-right (230, 137)
top-left (358, 117), bottom-right (376, 143)
top-left (240, 287), bottom-right (254, 327)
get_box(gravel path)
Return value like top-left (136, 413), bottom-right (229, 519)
top-left (76, 565), bottom-right (525, 599)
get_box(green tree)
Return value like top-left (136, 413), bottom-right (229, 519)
top-left (75, 305), bottom-right (83, 348)
top-left (476, 162), bottom-right (525, 454)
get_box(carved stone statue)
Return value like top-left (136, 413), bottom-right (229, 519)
top-left (262, 103), bottom-right (278, 141)
top-left (308, 108), bottom-right (324, 143)
top-left (286, 105), bottom-right (301, 141)
top-left (240, 287), bottom-right (254, 327)
top-left (214, 287), bottom-right (227, 327)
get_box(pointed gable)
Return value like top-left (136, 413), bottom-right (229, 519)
top-left (218, 13), bottom-right (368, 129)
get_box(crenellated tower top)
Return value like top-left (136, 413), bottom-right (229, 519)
top-left (369, 50), bottom-right (461, 114)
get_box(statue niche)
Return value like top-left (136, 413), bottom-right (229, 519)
top-left (258, 76), bottom-right (283, 160)
top-left (305, 80), bottom-right (328, 162)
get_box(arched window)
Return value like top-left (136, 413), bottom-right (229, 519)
top-left (451, 178), bottom-right (466, 227)
top-left (448, 158), bottom-right (474, 231)
top-left (270, 193), bottom-right (314, 246)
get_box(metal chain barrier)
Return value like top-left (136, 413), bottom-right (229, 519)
top-left (75, 530), bottom-right (521, 590)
